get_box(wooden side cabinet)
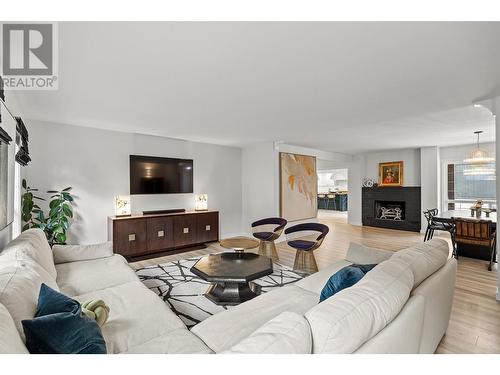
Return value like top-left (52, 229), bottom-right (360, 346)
top-left (196, 212), bottom-right (219, 243)
top-left (112, 218), bottom-right (147, 257)
top-left (108, 211), bottom-right (219, 259)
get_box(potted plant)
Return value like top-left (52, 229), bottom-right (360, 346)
top-left (21, 179), bottom-right (75, 246)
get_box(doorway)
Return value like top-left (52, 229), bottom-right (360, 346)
top-left (317, 163), bottom-right (348, 223)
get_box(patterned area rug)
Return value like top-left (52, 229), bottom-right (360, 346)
top-left (135, 255), bottom-right (306, 328)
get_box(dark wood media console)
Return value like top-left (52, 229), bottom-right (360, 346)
top-left (108, 210), bottom-right (219, 259)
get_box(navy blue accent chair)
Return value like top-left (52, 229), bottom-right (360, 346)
top-left (251, 217), bottom-right (288, 261)
top-left (285, 223), bottom-right (330, 274)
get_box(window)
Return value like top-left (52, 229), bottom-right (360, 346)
top-left (446, 163), bottom-right (496, 210)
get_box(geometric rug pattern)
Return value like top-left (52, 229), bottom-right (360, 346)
top-left (135, 255), bottom-right (306, 328)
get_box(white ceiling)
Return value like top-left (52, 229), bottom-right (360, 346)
top-left (12, 22), bottom-right (500, 154)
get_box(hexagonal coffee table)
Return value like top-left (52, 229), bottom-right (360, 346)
top-left (191, 252), bottom-right (273, 305)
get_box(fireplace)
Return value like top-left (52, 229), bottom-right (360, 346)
top-left (362, 187), bottom-right (420, 232)
top-left (375, 200), bottom-right (405, 221)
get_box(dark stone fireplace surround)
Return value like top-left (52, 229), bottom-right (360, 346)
top-left (362, 187), bottom-right (421, 232)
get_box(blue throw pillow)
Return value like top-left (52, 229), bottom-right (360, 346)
top-left (319, 264), bottom-right (376, 302)
top-left (22, 284), bottom-right (107, 354)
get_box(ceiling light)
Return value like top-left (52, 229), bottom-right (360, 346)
top-left (463, 131), bottom-right (495, 176)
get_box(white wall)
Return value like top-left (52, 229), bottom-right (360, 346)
top-left (420, 147), bottom-right (440, 231)
top-left (241, 141), bottom-right (277, 232)
top-left (362, 148), bottom-right (421, 186)
top-left (348, 154), bottom-right (365, 225)
top-left (490, 97), bottom-right (500, 301)
top-left (24, 120), bottom-right (243, 244)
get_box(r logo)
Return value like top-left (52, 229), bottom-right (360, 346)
top-left (2, 23), bottom-right (53, 76)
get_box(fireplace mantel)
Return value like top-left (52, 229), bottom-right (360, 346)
top-left (362, 187), bottom-right (421, 232)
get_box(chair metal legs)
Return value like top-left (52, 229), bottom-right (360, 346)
top-left (293, 249), bottom-right (318, 274)
top-left (488, 236), bottom-right (497, 271)
top-left (424, 226), bottom-right (430, 242)
top-left (258, 240), bottom-right (279, 262)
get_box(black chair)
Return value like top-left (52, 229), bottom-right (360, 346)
top-left (251, 217), bottom-right (287, 261)
top-left (285, 223), bottom-right (329, 274)
top-left (423, 208), bottom-right (456, 258)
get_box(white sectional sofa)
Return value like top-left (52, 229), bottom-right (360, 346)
top-left (0, 229), bottom-right (456, 354)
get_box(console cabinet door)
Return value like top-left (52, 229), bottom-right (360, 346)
top-left (196, 212), bottom-right (219, 243)
top-left (173, 215), bottom-right (197, 247)
top-left (147, 216), bottom-right (174, 251)
top-left (113, 219), bottom-right (147, 256)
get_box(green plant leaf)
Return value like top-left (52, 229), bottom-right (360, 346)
top-left (62, 187), bottom-right (72, 192)
top-left (33, 196), bottom-right (45, 201)
top-left (22, 179), bottom-right (27, 189)
top-left (62, 192), bottom-right (74, 202)
top-left (55, 232), bottom-right (66, 244)
top-left (49, 199), bottom-right (62, 209)
top-left (62, 204), bottom-right (73, 218)
top-left (47, 190), bottom-right (59, 194)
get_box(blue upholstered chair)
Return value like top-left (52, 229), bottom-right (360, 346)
top-left (251, 217), bottom-right (288, 261)
top-left (285, 223), bottom-right (329, 274)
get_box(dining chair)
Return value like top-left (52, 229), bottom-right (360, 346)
top-left (423, 209), bottom-right (456, 258)
top-left (251, 217), bottom-right (288, 261)
top-left (285, 223), bottom-right (329, 274)
top-left (453, 218), bottom-right (497, 271)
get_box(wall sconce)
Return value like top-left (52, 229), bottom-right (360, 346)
top-left (195, 194), bottom-right (208, 211)
top-left (115, 195), bottom-right (131, 217)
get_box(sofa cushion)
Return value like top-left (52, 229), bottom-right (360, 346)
top-left (0, 258), bottom-right (59, 338)
top-left (123, 328), bottom-right (212, 354)
top-left (52, 242), bottom-right (114, 264)
top-left (22, 284), bottom-right (106, 354)
top-left (0, 303), bottom-right (28, 354)
top-left (391, 238), bottom-right (449, 288)
top-left (223, 312), bottom-right (312, 354)
top-left (56, 254), bottom-right (138, 296)
top-left (319, 264), bottom-right (376, 302)
top-left (191, 285), bottom-right (319, 353)
top-left (1, 228), bottom-right (57, 280)
top-left (72, 281), bottom-right (186, 354)
top-left (305, 257), bottom-right (414, 353)
top-left (345, 242), bottom-right (394, 265)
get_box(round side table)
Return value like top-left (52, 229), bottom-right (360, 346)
top-left (219, 236), bottom-right (259, 253)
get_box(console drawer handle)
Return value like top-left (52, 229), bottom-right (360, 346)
top-left (205, 225), bottom-right (211, 231)
top-left (158, 230), bottom-right (164, 237)
top-left (183, 227), bottom-right (189, 234)
top-left (128, 234), bottom-right (136, 242)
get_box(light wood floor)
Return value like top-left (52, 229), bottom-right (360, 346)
top-left (130, 209), bottom-right (500, 354)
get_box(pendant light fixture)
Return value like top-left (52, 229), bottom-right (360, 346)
top-left (463, 131), bottom-right (495, 176)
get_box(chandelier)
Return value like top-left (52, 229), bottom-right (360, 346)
top-left (463, 131), bottom-right (495, 176)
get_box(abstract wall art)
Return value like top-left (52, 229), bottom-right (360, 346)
top-left (279, 152), bottom-right (317, 221)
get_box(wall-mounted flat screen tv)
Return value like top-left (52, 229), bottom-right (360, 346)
top-left (130, 155), bottom-right (193, 195)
